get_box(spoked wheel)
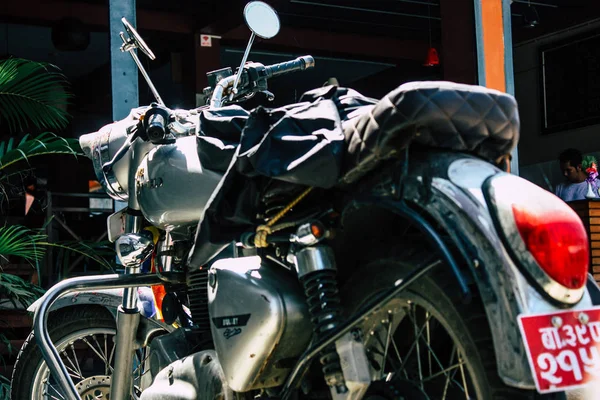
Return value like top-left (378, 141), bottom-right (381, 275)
top-left (11, 306), bottom-right (148, 400)
top-left (362, 297), bottom-right (478, 400)
top-left (342, 249), bottom-right (567, 400)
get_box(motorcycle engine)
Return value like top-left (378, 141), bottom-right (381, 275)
top-left (140, 350), bottom-right (234, 400)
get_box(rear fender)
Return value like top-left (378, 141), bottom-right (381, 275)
top-left (351, 152), bottom-right (600, 389)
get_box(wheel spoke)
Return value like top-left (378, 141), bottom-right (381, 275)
top-left (69, 343), bottom-right (83, 378)
top-left (381, 311), bottom-right (394, 379)
top-left (458, 352), bottom-right (471, 399)
top-left (104, 334), bottom-right (109, 376)
top-left (61, 350), bottom-right (83, 379)
top-left (405, 309), bottom-right (467, 392)
top-left (44, 382), bottom-right (66, 400)
top-left (396, 311), bottom-right (433, 376)
top-left (442, 345), bottom-right (457, 400)
top-left (411, 303), bottom-right (424, 389)
top-left (82, 337), bottom-right (113, 373)
top-left (426, 311), bottom-right (432, 377)
top-left (421, 360), bottom-right (466, 382)
top-left (391, 337), bottom-right (409, 379)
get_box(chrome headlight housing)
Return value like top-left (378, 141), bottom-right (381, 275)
top-left (79, 109), bottom-right (145, 200)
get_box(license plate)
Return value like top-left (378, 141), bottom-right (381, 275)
top-left (107, 208), bottom-right (127, 242)
top-left (518, 306), bottom-right (600, 393)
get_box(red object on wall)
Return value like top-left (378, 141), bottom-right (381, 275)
top-left (423, 47), bottom-right (440, 66)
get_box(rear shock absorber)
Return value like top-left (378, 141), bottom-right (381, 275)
top-left (295, 245), bottom-right (348, 395)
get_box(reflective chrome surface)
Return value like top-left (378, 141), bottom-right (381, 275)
top-left (78, 108), bottom-right (145, 200)
top-left (208, 256), bottom-right (312, 392)
top-left (137, 136), bottom-right (223, 230)
top-left (294, 245), bottom-right (337, 278)
top-left (243, 1), bottom-right (281, 39)
top-left (116, 232), bottom-right (154, 269)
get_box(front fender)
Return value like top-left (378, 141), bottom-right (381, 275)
top-left (28, 287), bottom-right (158, 320)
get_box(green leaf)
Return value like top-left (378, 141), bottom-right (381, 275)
top-left (0, 273), bottom-right (44, 309)
top-left (0, 58), bottom-right (72, 133)
top-left (0, 225), bottom-right (46, 262)
top-left (0, 132), bottom-right (81, 172)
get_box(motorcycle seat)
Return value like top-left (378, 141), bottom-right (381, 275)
top-left (338, 81), bottom-right (520, 185)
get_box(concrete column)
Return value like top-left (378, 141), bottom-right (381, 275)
top-left (109, 0), bottom-right (137, 211)
top-left (109, 0), bottom-right (138, 121)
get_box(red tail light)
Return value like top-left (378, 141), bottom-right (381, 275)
top-left (512, 204), bottom-right (588, 289)
top-left (485, 174), bottom-right (589, 304)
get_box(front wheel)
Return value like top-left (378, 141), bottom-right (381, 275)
top-left (341, 249), bottom-right (565, 400)
top-left (10, 305), bottom-right (146, 400)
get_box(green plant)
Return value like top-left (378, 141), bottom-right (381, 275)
top-left (0, 58), bottom-right (82, 397)
top-left (0, 132), bottom-right (81, 172)
top-left (0, 58), bottom-right (71, 133)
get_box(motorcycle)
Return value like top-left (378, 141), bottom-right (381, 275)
top-left (10, 1), bottom-right (600, 399)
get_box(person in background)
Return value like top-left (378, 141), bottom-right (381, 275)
top-left (554, 148), bottom-right (598, 201)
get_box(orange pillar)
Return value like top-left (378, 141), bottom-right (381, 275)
top-left (474, 0), bottom-right (518, 173)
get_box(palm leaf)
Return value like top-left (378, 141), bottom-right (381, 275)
top-left (0, 132), bottom-right (81, 172)
top-left (0, 225), bottom-right (46, 262)
top-left (0, 58), bottom-right (72, 133)
top-left (0, 273), bottom-right (45, 309)
top-left (0, 374), bottom-right (9, 400)
top-left (49, 240), bottom-right (116, 273)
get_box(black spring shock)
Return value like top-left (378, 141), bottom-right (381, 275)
top-left (296, 247), bottom-right (347, 394)
top-left (187, 267), bottom-right (211, 336)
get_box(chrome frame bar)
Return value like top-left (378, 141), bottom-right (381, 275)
top-left (32, 273), bottom-right (166, 400)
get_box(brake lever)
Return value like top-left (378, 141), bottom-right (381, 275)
top-left (260, 90), bottom-right (275, 102)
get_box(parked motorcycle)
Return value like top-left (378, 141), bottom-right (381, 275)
top-left (10, 2), bottom-right (600, 399)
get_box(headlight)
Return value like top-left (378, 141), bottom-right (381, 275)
top-left (79, 117), bottom-right (139, 201)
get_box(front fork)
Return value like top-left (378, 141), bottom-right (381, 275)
top-left (110, 213), bottom-right (154, 400)
top-left (293, 244), bottom-right (371, 399)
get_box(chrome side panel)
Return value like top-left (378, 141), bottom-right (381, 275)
top-left (208, 256), bottom-right (312, 392)
top-left (137, 136), bottom-right (223, 230)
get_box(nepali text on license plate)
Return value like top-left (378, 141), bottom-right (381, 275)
top-left (518, 306), bottom-right (600, 393)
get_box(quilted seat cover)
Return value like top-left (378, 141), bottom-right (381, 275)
top-left (340, 81), bottom-right (520, 184)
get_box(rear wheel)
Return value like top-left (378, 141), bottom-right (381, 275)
top-left (341, 248), bottom-right (565, 400)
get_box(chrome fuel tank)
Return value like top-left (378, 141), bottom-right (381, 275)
top-left (136, 136), bottom-right (223, 230)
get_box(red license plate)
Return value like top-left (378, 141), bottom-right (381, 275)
top-left (518, 306), bottom-right (600, 393)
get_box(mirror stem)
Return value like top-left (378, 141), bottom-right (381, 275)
top-left (230, 32), bottom-right (256, 101)
top-left (121, 33), bottom-right (164, 105)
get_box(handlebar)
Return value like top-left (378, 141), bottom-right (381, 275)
top-left (209, 55), bottom-right (315, 108)
top-left (265, 56), bottom-right (315, 78)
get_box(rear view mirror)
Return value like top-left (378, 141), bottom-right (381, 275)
top-left (243, 1), bottom-right (281, 39)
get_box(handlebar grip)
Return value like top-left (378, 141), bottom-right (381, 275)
top-left (146, 112), bottom-right (167, 142)
top-left (265, 56), bottom-right (315, 78)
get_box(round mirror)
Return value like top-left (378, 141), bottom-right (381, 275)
top-left (243, 1), bottom-right (281, 39)
top-left (121, 17), bottom-right (156, 60)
